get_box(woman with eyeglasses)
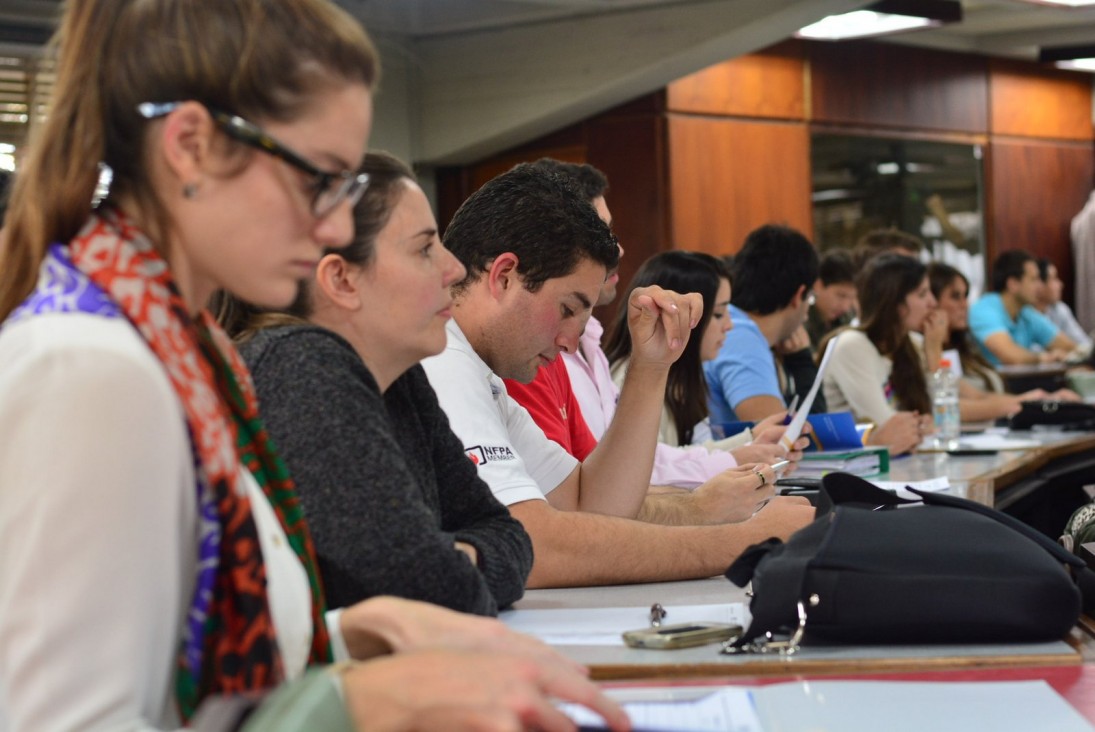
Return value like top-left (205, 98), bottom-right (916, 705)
top-left (925, 262), bottom-right (1079, 419)
top-left (820, 254), bottom-right (936, 456)
top-left (0, 1), bottom-right (626, 731)
top-left (216, 152), bottom-right (533, 617)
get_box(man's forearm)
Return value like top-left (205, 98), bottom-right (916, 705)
top-left (576, 360), bottom-right (668, 517)
top-left (637, 490), bottom-right (708, 526)
top-left (511, 499), bottom-right (803, 588)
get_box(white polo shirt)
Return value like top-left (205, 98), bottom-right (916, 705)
top-left (421, 320), bottom-right (578, 507)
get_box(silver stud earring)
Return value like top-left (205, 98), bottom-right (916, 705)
top-left (182, 183), bottom-right (197, 199)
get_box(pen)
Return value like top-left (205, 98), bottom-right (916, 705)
top-left (770, 459), bottom-right (792, 477)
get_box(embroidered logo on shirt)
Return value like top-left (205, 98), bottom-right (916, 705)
top-left (465, 445), bottom-right (517, 465)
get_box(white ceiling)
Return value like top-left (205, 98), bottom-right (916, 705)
top-left (5, 0), bottom-right (1095, 64)
top-left (337, 0), bottom-right (1095, 58)
top-left (1, 0), bottom-right (1093, 164)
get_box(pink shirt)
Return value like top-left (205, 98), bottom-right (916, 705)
top-left (563, 317), bottom-right (738, 489)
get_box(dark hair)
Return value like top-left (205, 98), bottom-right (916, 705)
top-left (444, 163), bottom-right (618, 295)
top-left (927, 262), bottom-right (999, 391)
top-left (730, 224), bottom-right (818, 315)
top-left (0, 0), bottom-right (378, 321)
top-left (991, 249), bottom-right (1036, 293)
top-left (854, 254), bottom-right (931, 414)
top-left (0, 170), bottom-right (12, 228)
top-left (1037, 257), bottom-right (1053, 282)
top-left (528, 158), bottom-right (608, 202)
top-left (216, 151), bottom-right (415, 339)
top-left (818, 249), bottom-right (855, 286)
top-left (851, 228), bottom-right (924, 271)
top-left (604, 251), bottom-right (729, 445)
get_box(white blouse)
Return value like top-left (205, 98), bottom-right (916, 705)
top-left (0, 313), bottom-right (344, 732)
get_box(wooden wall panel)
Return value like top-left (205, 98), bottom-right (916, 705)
top-left (667, 41), bottom-right (805, 120)
top-left (986, 139), bottom-right (1094, 304)
top-left (586, 113), bottom-right (670, 325)
top-left (433, 94), bottom-right (670, 326)
top-left (989, 60), bottom-right (1093, 141)
top-left (667, 115), bottom-right (813, 255)
top-left (809, 41), bottom-right (989, 133)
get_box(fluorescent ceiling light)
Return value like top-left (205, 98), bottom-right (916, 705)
top-left (1039, 44), bottom-right (1095, 72)
top-left (797, 0), bottom-right (962, 41)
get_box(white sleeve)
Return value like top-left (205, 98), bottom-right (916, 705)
top-left (823, 330), bottom-right (898, 425)
top-left (495, 388), bottom-right (578, 498)
top-left (324, 608), bottom-right (350, 662)
top-left (0, 317), bottom-right (194, 732)
top-left (422, 348), bottom-right (573, 507)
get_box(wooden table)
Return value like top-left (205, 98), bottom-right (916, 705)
top-left (883, 428), bottom-right (1095, 507)
top-left (510, 577), bottom-right (1095, 723)
top-left (510, 577), bottom-right (1094, 679)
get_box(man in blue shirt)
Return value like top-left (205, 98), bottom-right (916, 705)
top-left (969, 250), bottom-right (1077, 366)
top-left (705, 225), bottom-right (819, 423)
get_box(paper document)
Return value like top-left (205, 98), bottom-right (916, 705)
top-left (780, 332), bottom-right (838, 452)
top-left (499, 603), bottom-right (747, 646)
top-left (563, 680), bottom-right (1094, 732)
top-left (562, 687), bottom-right (762, 732)
top-left (870, 476), bottom-right (951, 493)
top-left (918, 433), bottom-right (1041, 451)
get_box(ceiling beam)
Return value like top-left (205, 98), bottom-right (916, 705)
top-left (408, 0), bottom-right (867, 164)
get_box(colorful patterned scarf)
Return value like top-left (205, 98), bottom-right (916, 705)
top-left (11, 209), bottom-right (332, 720)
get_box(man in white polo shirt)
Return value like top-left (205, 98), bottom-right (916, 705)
top-left (421, 163), bottom-right (813, 588)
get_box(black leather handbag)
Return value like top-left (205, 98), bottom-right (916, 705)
top-left (726, 473), bottom-right (1095, 647)
top-left (1009, 400), bottom-right (1095, 431)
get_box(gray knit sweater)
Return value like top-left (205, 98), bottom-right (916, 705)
top-left (241, 325), bottom-right (533, 615)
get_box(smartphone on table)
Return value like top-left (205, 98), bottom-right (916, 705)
top-left (622, 622), bottom-right (742, 649)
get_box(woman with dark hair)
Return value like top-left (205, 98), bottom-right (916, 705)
top-left (602, 251), bottom-right (802, 483)
top-left (605, 251), bottom-right (730, 446)
top-left (0, 0), bottom-right (623, 728)
top-left (222, 152), bottom-right (534, 618)
top-left (927, 262), bottom-right (1078, 418)
top-left (821, 254), bottom-right (933, 455)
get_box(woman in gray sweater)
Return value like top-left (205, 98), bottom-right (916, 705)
top-left (224, 152), bottom-right (532, 615)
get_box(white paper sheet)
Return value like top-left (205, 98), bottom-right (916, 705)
top-left (780, 333), bottom-right (838, 452)
top-left (562, 687), bottom-right (762, 732)
top-left (869, 476), bottom-right (951, 493)
top-left (499, 603), bottom-right (748, 646)
top-left (917, 433), bottom-right (1042, 451)
top-left (561, 680), bottom-right (1094, 732)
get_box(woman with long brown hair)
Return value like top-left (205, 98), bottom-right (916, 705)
top-left (821, 254), bottom-right (934, 455)
top-left (0, 1), bottom-right (624, 730)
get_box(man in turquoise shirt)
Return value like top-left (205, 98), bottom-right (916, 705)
top-left (969, 250), bottom-right (1076, 365)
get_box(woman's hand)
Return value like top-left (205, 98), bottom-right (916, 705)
top-left (692, 463), bottom-right (778, 524)
top-left (343, 649), bottom-right (631, 732)
top-left (867, 412), bottom-right (923, 455)
top-left (730, 436), bottom-right (809, 476)
top-left (625, 285), bottom-right (703, 369)
top-left (339, 596), bottom-right (584, 672)
top-left (921, 309), bottom-right (948, 369)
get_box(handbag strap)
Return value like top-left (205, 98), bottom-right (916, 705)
top-left (819, 473), bottom-right (1095, 612)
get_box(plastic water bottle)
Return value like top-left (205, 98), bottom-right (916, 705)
top-left (931, 359), bottom-right (960, 450)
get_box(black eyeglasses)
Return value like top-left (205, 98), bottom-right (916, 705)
top-left (137, 101), bottom-right (369, 218)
